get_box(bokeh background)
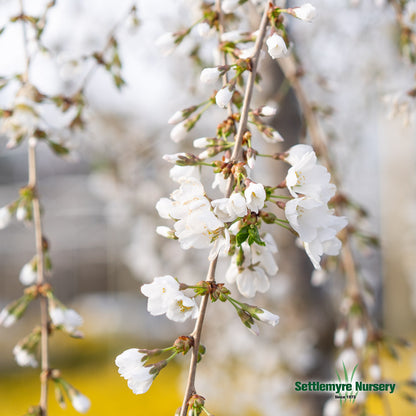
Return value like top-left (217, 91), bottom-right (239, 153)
top-left (0, 0), bottom-right (415, 415)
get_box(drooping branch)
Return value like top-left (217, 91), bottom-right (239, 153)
top-left (179, 2), bottom-right (272, 415)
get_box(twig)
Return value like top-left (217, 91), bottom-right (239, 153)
top-left (179, 2), bottom-right (272, 415)
top-left (29, 140), bottom-right (50, 416)
top-left (19, 1), bottom-right (49, 413)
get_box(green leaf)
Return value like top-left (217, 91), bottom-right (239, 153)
top-left (247, 225), bottom-right (265, 246)
top-left (236, 225), bottom-right (249, 246)
top-left (48, 141), bottom-right (70, 156)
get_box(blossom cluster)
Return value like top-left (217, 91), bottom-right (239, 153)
top-left (283, 144), bottom-right (347, 269)
top-left (115, 2), bottom-right (347, 413)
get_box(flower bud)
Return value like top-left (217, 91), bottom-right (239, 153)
top-left (174, 336), bottom-right (194, 354)
top-left (259, 105), bottom-right (278, 117)
top-left (170, 121), bottom-right (189, 143)
top-left (237, 309), bottom-right (259, 335)
top-left (19, 261), bottom-right (38, 286)
top-left (200, 67), bottom-right (221, 84)
top-left (156, 226), bottom-right (176, 239)
top-left (292, 4), bottom-right (317, 22)
top-left (215, 86), bottom-right (234, 109)
top-left (193, 137), bottom-right (211, 148)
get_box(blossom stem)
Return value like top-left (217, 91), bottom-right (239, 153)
top-left (269, 194), bottom-right (291, 200)
top-left (225, 1), bottom-right (272, 195)
top-left (29, 140), bottom-right (50, 416)
top-left (179, 257), bottom-right (218, 416)
top-left (19, 0), bottom-right (49, 412)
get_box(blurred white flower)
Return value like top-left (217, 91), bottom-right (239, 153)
top-left (259, 105), bottom-right (277, 117)
top-left (200, 67), bottom-right (221, 84)
top-left (168, 110), bottom-right (185, 125)
top-left (222, 0), bottom-right (240, 14)
top-left (352, 327), bottom-right (367, 348)
top-left (323, 399), bottom-right (341, 416)
top-left (369, 364), bottom-right (382, 381)
top-left (170, 121), bottom-right (188, 142)
top-left (0, 308), bottom-right (16, 327)
top-left (244, 182), bottom-right (266, 213)
top-left (71, 392), bottom-right (91, 414)
top-left (16, 205), bottom-right (27, 222)
top-left (196, 22), bottom-right (211, 37)
top-left (49, 304), bottom-right (83, 335)
top-left (293, 4), bottom-right (317, 22)
top-left (163, 152), bottom-right (188, 164)
top-left (403, 1), bottom-right (416, 31)
top-left (334, 327), bottom-right (347, 347)
top-left (221, 30), bottom-right (245, 42)
top-left (0, 206), bottom-right (11, 229)
top-left (19, 262), bottom-right (38, 286)
top-left (155, 32), bottom-right (176, 55)
top-left (266, 33), bottom-right (288, 59)
top-left (13, 345), bottom-right (38, 368)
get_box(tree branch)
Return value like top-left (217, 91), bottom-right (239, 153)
top-left (179, 2), bottom-right (272, 415)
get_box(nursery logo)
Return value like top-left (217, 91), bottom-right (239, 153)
top-left (294, 363), bottom-right (396, 405)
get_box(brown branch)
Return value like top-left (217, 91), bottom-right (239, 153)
top-left (179, 2), bottom-right (272, 415)
top-left (28, 140), bottom-right (50, 416)
top-left (19, 1), bottom-right (49, 413)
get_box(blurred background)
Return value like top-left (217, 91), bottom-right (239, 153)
top-left (0, 0), bottom-right (415, 415)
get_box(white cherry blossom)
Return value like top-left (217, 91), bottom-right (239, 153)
top-left (211, 193), bottom-right (247, 222)
top-left (244, 182), bottom-right (266, 213)
top-left (141, 275), bottom-right (198, 322)
top-left (169, 165), bottom-right (200, 183)
top-left (266, 33), bottom-right (288, 59)
top-left (116, 348), bottom-right (155, 395)
top-left (286, 147), bottom-right (335, 203)
top-left (141, 275), bottom-right (181, 316)
top-left (212, 172), bottom-right (229, 194)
